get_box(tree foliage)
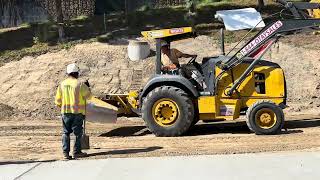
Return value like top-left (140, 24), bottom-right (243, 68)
top-left (0, 0), bottom-right (24, 27)
top-left (257, 0), bottom-right (265, 11)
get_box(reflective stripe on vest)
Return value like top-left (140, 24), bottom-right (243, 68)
top-left (74, 82), bottom-right (81, 113)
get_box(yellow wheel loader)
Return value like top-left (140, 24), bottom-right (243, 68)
top-left (104, 0), bottom-right (320, 137)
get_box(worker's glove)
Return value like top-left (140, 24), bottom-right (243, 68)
top-left (84, 80), bottom-right (90, 87)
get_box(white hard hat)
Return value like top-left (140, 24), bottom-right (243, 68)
top-left (66, 63), bottom-right (79, 74)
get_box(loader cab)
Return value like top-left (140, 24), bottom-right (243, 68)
top-left (141, 27), bottom-right (211, 92)
top-left (141, 27), bottom-right (196, 75)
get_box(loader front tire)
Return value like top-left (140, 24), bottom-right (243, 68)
top-left (142, 86), bottom-right (194, 137)
top-left (246, 100), bottom-right (284, 135)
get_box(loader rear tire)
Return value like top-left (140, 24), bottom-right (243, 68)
top-left (142, 86), bottom-right (194, 137)
top-left (246, 100), bottom-right (284, 135)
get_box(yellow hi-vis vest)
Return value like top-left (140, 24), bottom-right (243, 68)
top-left (55, 77), bottom-right (92, 115)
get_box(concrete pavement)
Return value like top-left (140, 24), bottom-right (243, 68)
top-left (1, 151), bottom-right (320, 180)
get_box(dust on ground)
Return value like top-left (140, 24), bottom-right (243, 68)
top-left (0, 115), bottom-right (320, 162)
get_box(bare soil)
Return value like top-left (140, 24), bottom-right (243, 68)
top-left (1, 34), bottom-right (320, 119)
top-left (0, 115), bottom-right (320, 162)
top-left (1, 34), bottom-right (320, 163)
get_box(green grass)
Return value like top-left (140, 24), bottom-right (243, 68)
top-left (0, 38), bottom-right (96, 67)
top-left (0, 43), bottom-right (49, 66)
top-left (71, 15), bottom-right (90, 22)
top-left (197, 0), bottom-right (233, 6)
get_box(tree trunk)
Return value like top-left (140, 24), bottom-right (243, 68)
top-left (55, 0), bottom-right (65, 42)
top-left (0, 0), bottom-right (23, 28)
top-left (257, 0), bottom-right (265, 12)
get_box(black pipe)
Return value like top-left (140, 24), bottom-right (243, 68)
top-left (220, 28), bottom-right (225, 56)
top-left (156, 39), bottom-right (162, 74)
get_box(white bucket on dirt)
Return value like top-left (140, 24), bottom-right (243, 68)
top-left (128, 40), bottom-right (150, 61)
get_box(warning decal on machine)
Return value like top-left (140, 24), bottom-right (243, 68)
top-left (169, 28), bottom-right (184, 34)
top-left (240, 20), bottom-right (283, 56)
top-left (220, 105), bottom-right (235, 116)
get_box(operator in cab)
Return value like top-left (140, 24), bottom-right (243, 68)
top-left (161, 41), bottom-right (197, 77)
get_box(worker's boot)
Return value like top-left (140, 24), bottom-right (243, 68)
top-left (63, 153), bottom-right (72, 160)
top-left (73, 152), bottom-right (88, 159)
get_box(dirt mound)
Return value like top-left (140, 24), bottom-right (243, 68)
top-left (0, 42), bottom-right (140, 119)
top-left (265, 42), bottom-right (320, 115)
top-left (0, 35), bottom-right (319, 119)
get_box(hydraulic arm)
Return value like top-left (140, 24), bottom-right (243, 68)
top-left (217, 0), bottom-right (320, 96)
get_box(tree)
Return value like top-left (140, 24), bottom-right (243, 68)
top-left (185, 0), bottom-right (197, 27)
top-left (55, 0), bottom-right (65, 42)
top-left (257, 0), bottom-right (265, 11)
top-left (0, 0), bottom-right (23, 28)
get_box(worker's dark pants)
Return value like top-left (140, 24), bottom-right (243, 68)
top-left (61, 113), bottom-right (84, 155)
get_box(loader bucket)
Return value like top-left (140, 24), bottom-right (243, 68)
top-left (103, 92), bottom-right (140, 117)
top-left (86, 97), bottom-right (118, 124)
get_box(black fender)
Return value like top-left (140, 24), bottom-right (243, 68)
top-left (139, 75), bottom-right (199, 105)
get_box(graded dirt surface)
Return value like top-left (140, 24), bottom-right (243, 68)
top-left (1, 115), bottom-right (320, 162)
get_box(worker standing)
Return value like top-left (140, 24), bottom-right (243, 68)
top-left (55, 63), bottom-right (92, 160)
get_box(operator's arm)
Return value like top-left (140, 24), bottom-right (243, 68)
top-left (162, 64), bottom-right (178, 70)
top-left (180, 53), bottom-right (197, 58)
top-left (55, 85), bottom-right (62, 108)
top-left (174, 49), bottom-right (197, 59)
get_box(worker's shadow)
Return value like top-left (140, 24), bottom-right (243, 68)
top-left (86, 146), bottom-right (163, 157)
top-left (99, 126), bottom-right (151, 137)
